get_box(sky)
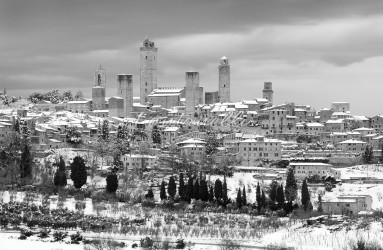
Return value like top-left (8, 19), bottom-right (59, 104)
top-left (1, 0), bottom-right (383, 116)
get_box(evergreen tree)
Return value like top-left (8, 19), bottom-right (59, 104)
top-left (200, 179), bottom-right (209, 202)
top-left (20, 144), bottom-right (32, 180)
top-left (187, 176), bottom-right (194, 200)
top-left (14, 119), bottom-right (20, 133)
top-left (256, 182), bottom-right (261, 207)
top-left (54, 156), bottom-right (67, 187)
top-left (74, 90), bottom-right (84, 101)
top-left (66, 126), bottom-right (82, 144)
top-left (269, 180), bottom-right (278, 203)
top-left (151, 125), bottom-right (161, 145)
top-left (70, 156), bottom-right (87, 189)
top-left (178, 173), bottom-right (185, 200)
top-left (317, 194), bottom-right (323, 212)
top-left (208, 185), bottom-right (214, 202)
top-left (285, 167), bottom-right (298, 202)
top-left (363, 145), bottom-right (373, 164)
top-left (301, 179), bottom-right (310, 211)
top-left (145, 188), bottom-right (154, 199)
top-left (193, 179), bottom-right (200, 200)
top-left (222, 176), bottom-right (228, 204)
top-left (236, 188), bottom-right (242, 209)
top-left (261, 189), bottom-right (266, 208)
top-left (106, 172), bottom-right (118, 193)
top-left (205, 132), bottom-right (220, 155)
top-left (381, 144), bottom-right (383, 163)
top-left (276, 185), bottom-right (285, 204)
top-left (242, 186), bottom-right (247, 206)
top-left (101, 119), bottom-right (110, 141)
top-left (214, 179), bottom-right (223, 202)
top-left (168, 176), bottom-right (177, 199)
top-left (160, 180), bottom-right (167, 200)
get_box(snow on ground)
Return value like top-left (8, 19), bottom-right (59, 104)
top-left (339, 164), bottom-right (383, 179)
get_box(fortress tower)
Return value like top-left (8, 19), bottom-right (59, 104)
top-left (263, 82), bottom-right (273, 105)
top-left (117, 74), bottom-right (133, 117)
top-left (185, 72), bottom-right (203, 116)
top-left (92, 65), bottom-right (106, 110)
top-left (140, 38), bottom-right (157, 104)
top-left (218, 56), bottom-right (230, 103)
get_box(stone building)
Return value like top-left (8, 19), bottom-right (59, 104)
top-left (147, 87), bottom-right (184, 109)
top-left (108, 97), bottom-right (124, 118)
top-left (331, 102), bottom-right (350, 113)
top-left (66, 100), bottom-right (91, 113)
top-left (185, 72), bottom-right (203, 116)
top-left (238, 136), bottom-right (282, 166)
top-left (219, 56), bottom-right (230, 102)
top-left (92, 66), bottom-right (106, 110)
top-left (263, 82), bottom-right (273, 105)
top-left (140, 38), bottom-right (157, 104)
top-left (205, 91), bottom-right (219, 105)
top-left (117, 74), bottom-right (133, 117)
top-left (322, 195), bottom-right (372, 215)
top-left (290, 162), bottom-right (340, 180)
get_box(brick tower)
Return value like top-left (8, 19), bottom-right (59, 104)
top-left (140, 38), bottom-right (157, 104)
top-left (218, 56), bottom-right (230, 103)
top-left (263, 82), bottom-right (273, 105)
top-left (92, 65), bottom-right (106, 110)
top-left (117, 74), bottom-right (133, 117)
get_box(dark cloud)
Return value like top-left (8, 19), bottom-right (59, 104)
top-left (1, 0), bottom-right (383, 115)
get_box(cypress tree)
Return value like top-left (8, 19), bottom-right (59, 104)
top-left (261, 189), bottom-right (266, 208)
top-left (160, 180), bottom-right (167, 200)
top-left (70, 156), bottom-right (87, 189)
top-left (269, 180), bottom-right (278, 203)
top-left (317, 194), bottom-right (323, 212)
top-left (179, 173), bottom-right (185, 200)
top-left (242, 186), bottom-right (247, 206)
top-left (14, 119), bottom-right (20, 133)
top-left (200, 179), bottom-right (209, 202)
top-left (20, 144), bottom-right (32, 180)
top-left (151, 125), bottom-right (161, 145)
top-left (276, 184), bottom-right (285, 204)
top-left (187, 176), bottom-right (194, 200)
top-left (208, 185), bottom-right (214, 202)
top-left (106, 172), bottom-right (118, 193)
top-left (236, 188), bottom-right (242, 209)
top-left (101, 119), bottom-right (109, 141)
top-left (168, 176), bottom-right (177, 199)
top-left (285, 167), bottom-right (297, 202)
top-left (301, 179), bottom-right (310, 211)
top-left (214, 179), bottom-right (223, 202)
top-left (54, 156), bottom-right (67, 187)
top-left (222, 176), bottom-right (228, 204)
top-left (256, 182), bottom-right (261, 207)
top-left (193, 179), bottom-right (200, 200)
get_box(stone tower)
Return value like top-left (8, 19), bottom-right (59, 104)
top-left (117, 74), bottom-right (133, 117)
top-left (92, 65), bottom-right (106, 110)
top-left (263, 82), bottom-right (273, 105)
top-left (185, 72), bottom-right (201, 116)
top-left (219, 56), bottom-right (230, 103)
top-left (140, 38), bottom-right (157, 104)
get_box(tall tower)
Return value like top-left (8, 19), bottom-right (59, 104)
top-left (117, 74), bottom-right (133, 117)
top-left (219, 56), bottom-right (230, 103)
top-left (263, 82), bottom-right (273, 105)
top-left (185, 72), bottom-right (200, 116)
top-left (92, 65), bottom-right (106, 110)
top-left (140, 38), bottom-right (157, 104)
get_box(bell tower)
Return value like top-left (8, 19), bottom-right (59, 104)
top-left (263, 82), bottom-right (273, 105)
top-left (140, 38), bottom-right (157, 104)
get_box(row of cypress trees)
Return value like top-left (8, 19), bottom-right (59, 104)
top-left (159, 173), bottom-right (229, 204)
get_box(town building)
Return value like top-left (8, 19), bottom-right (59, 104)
top-left (322, 195), bottom-right (372, 215)
top-left (289, 162), bottom-right (340, 180)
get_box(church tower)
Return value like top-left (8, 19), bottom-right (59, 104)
top-left (263, 82), bottom-right (273, 105)
top-left (92, 65), bottom-right (106, 110)
top-left (140, 38), bottom-right (157, 104)
top-left (218, 56), bottom-right (230, 103)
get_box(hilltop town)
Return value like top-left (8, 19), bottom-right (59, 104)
top-left (1, 38), bottom-right (383, 250)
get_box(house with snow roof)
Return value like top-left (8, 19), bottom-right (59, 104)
top-left (322, 194), bottom-right (372, 215)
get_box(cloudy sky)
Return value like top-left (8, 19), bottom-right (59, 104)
top-left (1, 0), bottom-right (383, 115)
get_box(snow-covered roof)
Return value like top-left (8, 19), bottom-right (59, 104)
top-left (294, 108), bottom-right (306, 112)
top-left (177, 138), bottom-right (206, 145)
top-left (290, 162), bottom-right (332, 167)
top-left (338, 139), bottom-right (366, 144)
top-left (326, 119), bottom-right (343, 124)
top-left (163, 127), bottom-right (179, 132)
top-left (353, 127), bottom-right (374, 131)
top-left (306, 122), bottom-right (324, 127)
top-left (67, 100), bottom-right (90, 104)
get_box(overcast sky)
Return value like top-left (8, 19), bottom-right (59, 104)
top-left (1, 0), bottom-right (383, 116)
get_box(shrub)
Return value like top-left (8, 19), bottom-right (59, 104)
top-left (142, 199), bottom-right (156, 208)
top-left (276, 209), bottom-right (286, 217)
top-left (70, 231), bottom-right (83, 244)
top-left (38, 228), bottom-right (51, 238)
top-left (175, 239), bottom-right (186, 249)
top-left (349, 239), bottom-right (383, 250)
top-left (219, 239), bottom-right (241, 250)
top-left (140, 236), bottom-right (154, 248)
top-left (53, 231), bottom-right (68, 242)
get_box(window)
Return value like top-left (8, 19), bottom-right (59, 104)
top-left (346, 204), bottom-right (350, 207)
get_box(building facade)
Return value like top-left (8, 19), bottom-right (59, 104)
top-left (140, 38), bottom-right (157, 104)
